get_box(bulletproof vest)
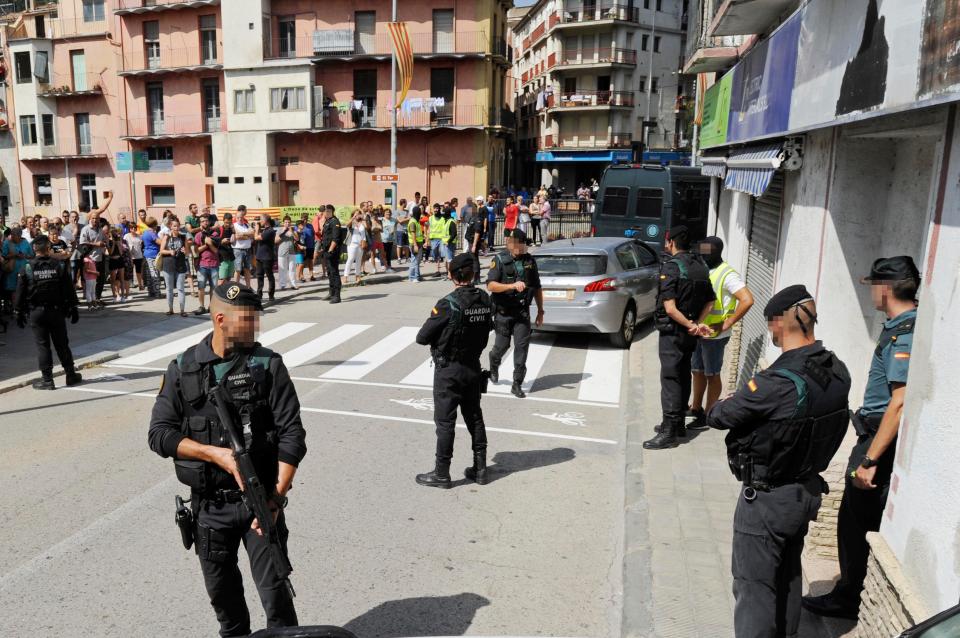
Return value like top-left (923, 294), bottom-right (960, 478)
top-left (655, 252), bottom-right (713, 331)
top-left (726, 348), bottom-right (852, 487)
top-left (491, 252), bottom-right (532, 312)
top-left (173, 345), bottom-right (278, 493)
top-left (435, 287), bottom-right (493, 364)
top-left (875, 318), bottom-right (915, 356)
top-left (24, 258), bottom-right (65, 307)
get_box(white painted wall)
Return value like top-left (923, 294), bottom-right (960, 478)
top-left (224, 66), bottom-right (314, 132)
top-left (882, 106), bottom-right (960, 617)
top-left (222, 0), bottom-right (270, 69)
top-left (711, 185), bottom-right (750, 277)
top-left (211, 130), bottom-right (275, 208)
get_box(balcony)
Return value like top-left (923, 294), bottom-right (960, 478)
top-left (709, 0), bottom-right (800, 36)
top-left (7, 16), bottom-right (108, 41)
top-left (264, 30), bottom-right (494, 62)
top-left (557, 47), bottom-right (637, 68)
top-left (553, 131), bottom-right (633, 149)
top-left (682, 0), bottom-right (754, 74)
top-left (307, 103), bottom-right (500, 132)
top-left (549, 90), bottom-right (635, 110)
top-left (115, 0), bottom-right (221, 15)
top-left (22, 137), bottom-right (110, 161)
top-left (119, 45), bottom-right (222, 76)
top-left (557, 2), bottom-right (640, 28)
top-left (121, 114), bottom-right (224, 140)
top-left (37, 72), bottom-right (104, 98)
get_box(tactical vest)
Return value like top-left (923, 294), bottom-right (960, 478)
top-left (654, 253), bottom-right (714, 331)
top-left (24, 259), bottom-right (66, 307)
top-left (173, 345), bottom-right (279, 493)
top-left (491, 252), bottom-right (530, 313)
top-left (703, 262), bottom-right (738, 335)
top-left (725, 349), bottom-right (851, 489)
top-left (435, 287), bottom-right (492, 364)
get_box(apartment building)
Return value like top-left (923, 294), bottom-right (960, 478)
top-left (511, 0), bottom-right (688, 192)
top-left (2, 0), bottom-right (511, 219)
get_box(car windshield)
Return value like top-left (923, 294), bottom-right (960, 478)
top-left (535, 254), bottom-right (607, 276)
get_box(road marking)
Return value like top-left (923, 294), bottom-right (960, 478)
top-left (389, 397), bottom-right (434, 411)
top-left (320, 326), bottom-right (419, 380)
top-left (578, 346), bottom-right (625, 404)
top-left (299, 407), bottom-right (618, 445)
top-left (533, 411), bottom-right (587, 427)
top-left (256, 322), bottom-right (315, 347)
top-left (489, 335), bottom-right (556, 394)
top-left (282, 324), bottom-right (372, 368)
top-left (111, 327), bottom-right (210, 366)
top-left (399, 356), bottom-right (435, 386)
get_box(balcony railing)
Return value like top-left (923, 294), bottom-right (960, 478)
top-left (551, 90), bottom-right (635, 108)
top-left (538, 134), bottom-right (555, 150)
top-left (33, 136), bottom-right (110, 159)
top-left (37, 72), bottom-right (104, 97)
top-left (122, 114), bottom-right (224, 137)
top-left (115, 0), bottom-right (221, 12)
top-left (560, 2), bottom-right (640, 24)
top-left (265, 29), bottom-right (492, 60)
top-left (311, 103), bottom-right (504, 131)
top-left (555, 131), bottom-right (632, 149)
top-left (121, 45), bottom-right (222, 73)
top-left (560, 47), bottom-right (636, 66)
top-left (7, 15), bottom-right (108, 40)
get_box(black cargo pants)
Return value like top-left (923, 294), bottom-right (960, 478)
top-left (658, 330), bottom-right (698, 426)
top-left (433, 361), bottom-right (487, 463)
top-left (194, 498), bottom-right (297, 637)
top-left (489, 311), bottom-right (531, 384)
top-left (732, 479), bottom-right (822, 638)
top-left (30, 306), bottom-right (75, 379)
top-left (324, 251), bottom-right (341, 297)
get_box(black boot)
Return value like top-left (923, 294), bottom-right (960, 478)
top-left (65, 371), bottom-right (83, 386)
top-left (329, 296), bottom-right (341, 304)
top-left (416, 461), bottom-right (452, 489)
top-left (32, 377), bottom-right (56, 390)
top-left (644, 420), bottom-right (680, 449)
top-left (686, 408), bottom-right (707, 429)
top-left (489, 363), bottom-right (499, 384)
top-left (655, 421), bottom-right (687, 437)
top-left (511, 382), bottom-right (526, 398)
top-left (464, 452), bottom-right (488, 485)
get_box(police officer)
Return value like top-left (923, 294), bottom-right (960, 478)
top-left (15, 234), bottom-right (82, 390)
top-left (802, 256), bottom-right (919, 621)
top-left (415, 253), bottom-right (494, 488)
top-left (486, 229), bottom-right (544, 398)
top-left (148, 282), bottom-right (307, 637)
top-left (320, 205), bottom-right (342, 304)
top-left (707, 285), bottom-right (851, 638)
top-left (644, 225), bottom-right (715, 449)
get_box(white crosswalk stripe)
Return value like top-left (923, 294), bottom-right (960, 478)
top-left (282, 324), bottom-right (372, 369)
top-left (256, 322), bottom-right (315, 347)
top-left (112, 328), bottom-right (211, 366)
top-left (578, 345), bottom-right (624, 404)
top-left (489, 335), bottom-right (556, 394)
top-left (400, 356), bottom-right (435, 387)
top-left (320, 326), bottom-right (420, 380)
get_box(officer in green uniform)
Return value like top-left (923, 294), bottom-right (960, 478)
top-left (708, 285), bottom-right (852, 638)
top-left (15, 234), bottom-right (82, 390)
top-left (320, 205), bottom-right (342, 304)
top-left (148, 282), bottom-right (307, 637)
top-left (644, 225), bottom-right (715, 449)
top-left (803, 256), bottom-right (919, 620)
top-left (487, 229), bottom-right (544, 398)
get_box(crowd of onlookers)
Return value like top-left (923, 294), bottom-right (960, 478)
top-left (0, 180), bottom-right (600, 328)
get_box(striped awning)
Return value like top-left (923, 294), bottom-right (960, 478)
top-left (723, 143), bottom-right (784, 198)
top-left (699, 152), bottom-right (727, 179)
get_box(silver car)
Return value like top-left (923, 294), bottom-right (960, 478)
top-left (532, 237), bottom-right (661, 348)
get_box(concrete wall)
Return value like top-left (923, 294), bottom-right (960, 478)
top-left (210, 130), bottom-right (275, 207)
top-left (882, 104), bottom-right (960, 617)
top-left (224, 65), bottom-right (313, 132)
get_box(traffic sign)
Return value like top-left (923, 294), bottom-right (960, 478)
top-left (371, 174), bottom-right (398, 182)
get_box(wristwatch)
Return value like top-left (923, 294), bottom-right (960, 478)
top-left (859, 455), bottom-right (877, 469)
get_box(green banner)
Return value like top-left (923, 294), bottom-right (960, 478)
top-left (699, 72), bottom-right (733, 149)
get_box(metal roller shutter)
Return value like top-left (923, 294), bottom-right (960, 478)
top-left (736, 172), bottom-right (783, 385)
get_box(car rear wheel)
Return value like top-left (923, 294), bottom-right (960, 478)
top-left (610, 303), bottom-right (636, 349)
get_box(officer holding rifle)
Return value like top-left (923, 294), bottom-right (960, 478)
top-left (148, 282), bottom-right (307, 637)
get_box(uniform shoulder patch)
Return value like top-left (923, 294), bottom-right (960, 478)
top-left (747, 378), bottom-right (758, 392)
top-left (431, 307), bottom-right (439, 315)
top-left (659, 274), bottom-right (667, 280)
top-left (893, 352), bottom-right (910, 360)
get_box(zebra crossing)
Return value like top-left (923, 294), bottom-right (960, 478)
top-left (108, 321), bottom-right (626, 406)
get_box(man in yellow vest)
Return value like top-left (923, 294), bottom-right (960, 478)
top-left (688, 236), bottom-right (754, 427)
top-left (428, 204), bottom-right (447, 278)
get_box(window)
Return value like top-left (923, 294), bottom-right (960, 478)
top-left (217, 176), bottom-right (228, 184)
top-left (278, 156), bottom-right (299, 165)
top-left (150, 186), bottom-right (175, 206)
top-left (634, 242), bottom-right (659, 267)
top-left (34, 51), bottom-right (49, 82)
top-left (144, 21), bottom-right (160, 69)
top-left (270, 87), bottom-right (306, 111)
top-left (656, 0), bottom-right (663, 9)
top-left (601, 186), bottom-right (629, 216)
top-left (41, 114), bottom-right (54, 146)
top-left (641, 34), bottom-right (648, 51)
top-left (34, 174), bottom-right (52, 203)
top-left (430, 68), bottom-right (454, 124)
top-left (615, 243), bottom-right (640, 271)
top-left (199, 15), bottom-right (217, 64)
top-left (643, 0), bottom-right (650, 8)
top-left (636, 188), bottom-right (663, 219)
top-left (651, 76), bottom-right (659, 92)
top-left (75, 113), bottom-right (91, 153)
top-left (234, 177), bottom-right (244, 184)
top-left (278, 16), bottom-right (295, 58)
top-left (432, 9), bottom-right (454, 53)
top-left (82, 0), bottom-right (105, 22)
top-left (271, 173), bottom-right (277, 182)
top-left (355, 11), bottom-right (376, 54)
top-left (653, 36), bottom-right (661, 53)
top-left (34, 15), bottom-right (45, 38)
top-left (79, 174), bottom-right (97, 209)
top-left (147, 146), bottom-right (173, 160)
top-left (147, 82), bottom-right (164, 133)
top-left (253, 176), bottom-right (263, 184)
top-left (19, 115), bottom-right (37, 145)
top-left (14, 52), bottom-right (31, 83)
top-left (563, 77), bottom-right (577, 94)
top-left (535, 254), bottom-right (606, 276)
top-left (234, 89), bottom-right (255, 113)
top-left (205, 144), bottom-right (213, 178)
top-left (202, 78), bottom-right (221, 131)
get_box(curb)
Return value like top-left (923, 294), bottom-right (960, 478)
top-left (0, 351), bottom-right (120, 395)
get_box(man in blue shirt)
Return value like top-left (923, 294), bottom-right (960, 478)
top-left (803, 256), bottom-right (919, 620)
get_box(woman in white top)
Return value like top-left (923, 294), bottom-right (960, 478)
top-left (123, 226), bottom-right (145, 291)
top-left (344, 210), bottom-right (368, 285)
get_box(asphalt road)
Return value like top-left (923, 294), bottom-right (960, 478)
top-left (0, 276), bottom-right (628, 637)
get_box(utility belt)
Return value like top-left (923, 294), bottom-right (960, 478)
top-left (431, 349), bottom-right (480, 369)
top-left (851, 409), bottom-right (883, 437)
top-left (495, 305), bottom-right (530, 319)
top-left (194, 488), bottom-right (245, 505)
top-left (729, 454), bottom-right (827, 501)
top-left (30, 302), bottom-right (63, 311)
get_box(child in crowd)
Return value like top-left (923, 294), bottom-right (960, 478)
top-left (82, 255), bottom-right (99, 310)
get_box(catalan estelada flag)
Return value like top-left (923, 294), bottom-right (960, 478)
top-left (388, 22), bottom-right (414, 109)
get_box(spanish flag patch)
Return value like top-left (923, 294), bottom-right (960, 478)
top-left (747, 378), bottom-right (758, 392)
top-left (659, 274), bottom-right (667, 280)
top-left (894, 352), bottom-right (910, 360)
top-left (431, 307), bottom-right (439, 315)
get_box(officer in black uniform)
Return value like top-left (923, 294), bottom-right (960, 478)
top-left (321, 205), bottom-right (342, 304)
top-left (707, 285), bottom-right (851, 638)
top-left (486, 229), bottom-right (544, 398)
top-left (415, 253), bottom-right (494, 488)
top-left (15, 234), bottom-right (82, 390)
top-left (148, 282), bottom-right (307, 637)
top-left (644, 225), bottom-right (715, 449)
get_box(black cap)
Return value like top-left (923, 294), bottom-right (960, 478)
top-left (511, 229), bottom-right (532, 245)
top-left (861, 256), bottom-right (920, 283)
top-left (213, 282), bottom-right (262, 311)
top-left (668, 225), bottom-right (689, 242)
top-left (450, 253), bottom-right (475, 275)
top-left (763, 284), bottom-right (815, 319)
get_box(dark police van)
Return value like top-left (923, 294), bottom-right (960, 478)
top-left (592, 164), bottom-right (710, 248)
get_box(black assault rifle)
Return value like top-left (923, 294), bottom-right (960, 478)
top-left (211, 383), bottom-right (296, 598)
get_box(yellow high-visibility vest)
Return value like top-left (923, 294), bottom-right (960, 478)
top-left (428, 215), bottom-right (446, 240)
top-left (704, 261), bottom-right (738, 337)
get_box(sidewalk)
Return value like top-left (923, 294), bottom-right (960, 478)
top-left (621, 326), bottom-right (844, 637)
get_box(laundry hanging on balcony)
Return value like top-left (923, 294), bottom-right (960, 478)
top-left (388, 22), bottom-right (414, 109)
